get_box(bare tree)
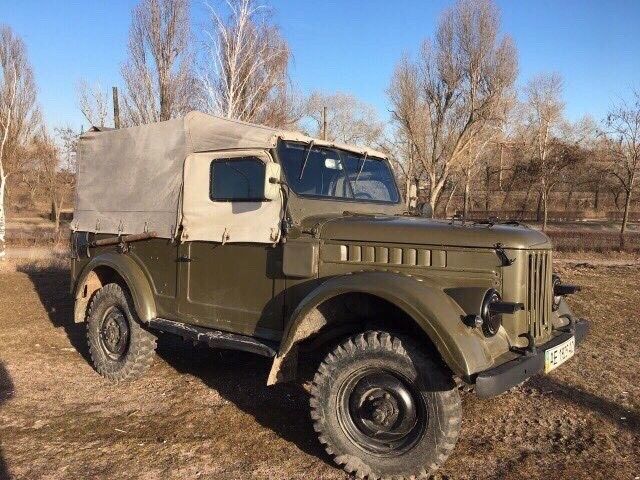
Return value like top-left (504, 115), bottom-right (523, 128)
top-left (459, 132), bottom-right (497, 218)
top-left (199, 0), bottom-right (298, 127)
top-left (121, 0), bottom-right (195, 125)
top-left (25, 130), bottom-right (76, 234)
top-left (303, 91), bottom-right (385, 146)
top-left (605, 89), bottom-right (640, 248)
top-left (0, 25), bottom-right (40, 259)
top-left (523, 72), bottom-right (565, 230)
top-left (77, 79), bottom-right (111, 127)
top-left (388, 0), bottom-right (517, 213)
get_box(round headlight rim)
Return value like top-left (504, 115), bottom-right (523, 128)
top-left (552, 274), bottom-right (562, 311)
top-left (481, 288), bottom-right (502, 337)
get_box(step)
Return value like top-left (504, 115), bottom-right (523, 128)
top-left (148, 317), bottom-right (278, 358)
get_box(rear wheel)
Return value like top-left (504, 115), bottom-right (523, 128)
top-left (310, 331), bottom-right (461, 479)
top-left (86, 283), bottom-right (156, 382)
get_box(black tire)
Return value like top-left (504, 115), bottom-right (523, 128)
top-left (86, 283), bottom-right (157, 382)
top-left (310, 331), bottom-right (461, 480)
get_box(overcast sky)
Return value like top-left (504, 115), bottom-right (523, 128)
top-left (2, 0), bottom-right (639, 130)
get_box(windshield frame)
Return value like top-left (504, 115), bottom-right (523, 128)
top-left (276, 140), bottom-right (402, 206)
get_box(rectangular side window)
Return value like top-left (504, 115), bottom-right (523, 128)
top-left (209, 157), bottom-right (265, 201)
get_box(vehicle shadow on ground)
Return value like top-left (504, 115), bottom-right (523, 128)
top-left (156, 336), bottom-right (335, 468)
top-left (0, 361), bottom-right (15, 480)
top-left (17, 265), bottom-right (334, 468)
top-left (17, 265), bottom-right (89, 362)
top-left (529, 376), bottom-right (639, 432)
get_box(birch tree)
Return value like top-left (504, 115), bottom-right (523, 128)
top-left (0, 25), bottom-right (40, 259)
top-left (122, 0), bottom-right (195, 125)
top-left (606, 89), bottom-right (640, 248)
top-left (524, 72), bottom-right (565, 230)
top-left (388, 0), bottom-right (517, 212)
top-left (199, 0), bottom-right (297, 127)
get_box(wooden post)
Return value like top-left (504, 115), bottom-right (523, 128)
top-left (322, 106), bottom-right (327, 140)
top-left (112, 86), bottom-right (121, 129)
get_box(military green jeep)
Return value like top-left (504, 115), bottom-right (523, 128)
top-left (70, 112), bottom-right (587, 479)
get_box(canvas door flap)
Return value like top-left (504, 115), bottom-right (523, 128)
top-left (181, 150), bottom-right (282, 243)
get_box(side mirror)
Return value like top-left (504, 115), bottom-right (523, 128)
top-left (419, 202), bottom-right (433, 218)
top-left (264, 162), bottom-right (282, 201)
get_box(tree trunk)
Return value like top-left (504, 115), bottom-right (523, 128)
top-left (536, 189), bottom-right (543, 222)
top-left (594, 183), bottom-right (600, 210)
top-left (565, 187), bottom-right (573, 213)
top-left (443, 182), bottom-right (458, 218)
top-left (485, 165), bottom-right (490, 212)
top-left (50, 199), bottom-right (62, 233)
top-left (542, 189), bottom-right (548, 232)
top-left (463, 174), bottom-right (470, 220)
top-left (53, 199), bottom-right (61, 233)
top-left (0, 174), bottom-right (7, 260)
top-left (613, 190), bottom-right (621, 210)
top-left (620, 188), bottom-right (632, 250)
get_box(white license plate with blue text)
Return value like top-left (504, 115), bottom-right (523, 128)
top-left (544, 337), bottom-right (575, 373)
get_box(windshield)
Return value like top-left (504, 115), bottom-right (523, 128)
top-left (278, 141), bottom-right (400, 203)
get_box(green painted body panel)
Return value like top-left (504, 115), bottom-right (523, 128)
top-left (307, 214), bottom-right (551, 250)
top-left (73, 249), bottom-right (158, 322)
top-left (278, 271), bottom-right (497, 376)
top-left (177, 241), bottom-right (285, 340)
top-left (71, 145), bottom-right (568, 381)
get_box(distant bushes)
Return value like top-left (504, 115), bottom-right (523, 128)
top-left (547, 231), bottom-right (640, 252)
top-left (466, 210), bottom-right (640, 222)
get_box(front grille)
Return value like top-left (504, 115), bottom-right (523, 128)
top-left (526, 251), bottom-right (552, 340)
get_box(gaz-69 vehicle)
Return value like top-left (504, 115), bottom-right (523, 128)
top-left (70, 111), bottom-right (587, 479)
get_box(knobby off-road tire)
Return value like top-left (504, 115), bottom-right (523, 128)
top-left (310, 331), bottom-right (461, 480)
top-left (86, 283), bottom-right (157, 382)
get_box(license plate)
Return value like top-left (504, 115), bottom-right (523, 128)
top-left (544, 337), bottom-right (575, 373)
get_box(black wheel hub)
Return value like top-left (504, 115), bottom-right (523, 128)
top-left (338, 369), bottom-right (427, 455)
top-left (99, 307), bottom-right (130, 360)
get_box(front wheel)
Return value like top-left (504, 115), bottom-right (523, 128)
top-left (86, 283), bottom-right (157, 382)
top-left (310, 331), bottom-right (461, 479)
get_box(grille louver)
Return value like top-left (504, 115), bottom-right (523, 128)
top-left (526, 251), bottom-right (552, 340)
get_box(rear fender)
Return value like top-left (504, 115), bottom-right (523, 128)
top-left (73, 252), bottom-right (157, 323)
top-left (267, 271), bottom-right (494, 384)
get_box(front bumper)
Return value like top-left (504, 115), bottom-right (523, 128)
top-left (475, 318), bottom-right (589, 398)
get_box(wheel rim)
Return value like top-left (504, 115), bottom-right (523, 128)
top-left (337, 368), bottom-right (427, 456)
top-left (99, 306), bottom-right (130, 361)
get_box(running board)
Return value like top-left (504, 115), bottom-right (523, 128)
top-left (148, 318), bottom-right (278, 358)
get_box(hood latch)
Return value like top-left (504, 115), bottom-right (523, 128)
top-left (494, 243), bottom-right (515, 267)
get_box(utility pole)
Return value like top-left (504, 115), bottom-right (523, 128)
top-left (322, 106), bottom-right (327, 140)
top-left (112, 86), bottom-right (121, 129)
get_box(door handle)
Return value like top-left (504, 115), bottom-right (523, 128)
top-left (177, 256), bottom-right (192, 263)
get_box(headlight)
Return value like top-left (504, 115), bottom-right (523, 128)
top-left (552, 274), bottom-right (581, 310)
top-left (552, 274), bottom-right (562, 311)
top-left (481, 289), bottom-right (502, 337)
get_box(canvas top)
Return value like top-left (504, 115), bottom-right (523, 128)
top-left (73, 111), bottom-right (387, 239)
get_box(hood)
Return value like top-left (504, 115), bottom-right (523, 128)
top-left (313, 214), bottom-right (551, 250)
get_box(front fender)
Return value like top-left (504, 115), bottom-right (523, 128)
top-left (73, 252), bottom-right (157, 323)
top-left (267, 271), bottom-right (494, 384)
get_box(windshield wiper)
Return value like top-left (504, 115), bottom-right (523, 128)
top-left (354, 152), bottom-right (368, 185)
top-left (298, 140), bottom-right (315, 180)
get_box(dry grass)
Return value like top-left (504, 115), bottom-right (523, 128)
top-left (0, 261), bottom-right (638, 479)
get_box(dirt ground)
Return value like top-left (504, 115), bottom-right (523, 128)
top-left (0, 256), bottom-right (638, 480)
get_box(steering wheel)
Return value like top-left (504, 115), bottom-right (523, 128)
top-left (354, 191), bottom-right (373, 200)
